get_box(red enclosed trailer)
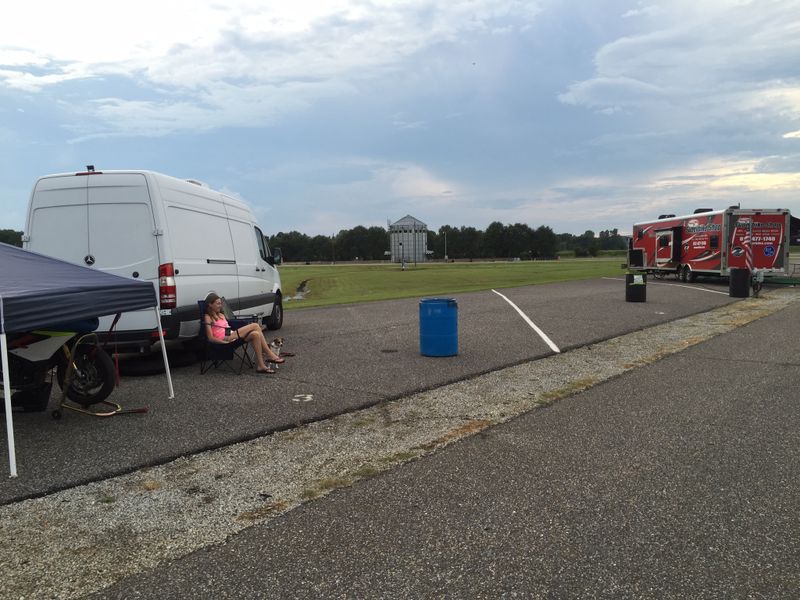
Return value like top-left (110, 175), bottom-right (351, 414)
top-left (628, 207), bottom-right (790, 282)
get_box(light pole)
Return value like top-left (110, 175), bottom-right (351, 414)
top-left (399, 241), bottom-right (404, 270)
top-left (413, 227), bottom-right (417, 267)
top-left (444, 231), bottom-right (448, 261)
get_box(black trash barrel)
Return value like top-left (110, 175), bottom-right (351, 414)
top-left (625, 273), bottom-right (647, 302)
top-left (729, 268), bottom-right (750, 298)
top-left (419, 298), bottom-right (458, 356)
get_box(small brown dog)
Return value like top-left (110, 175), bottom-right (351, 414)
top-left (268, 337), bottom-right (285, 359)
top-left (267, 336), bottom-right (295, 368)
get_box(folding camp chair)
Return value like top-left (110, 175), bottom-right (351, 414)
top-left (219, 296), bottom-right (261, 327)
top-left (197, 300), bottom-right (254, 374)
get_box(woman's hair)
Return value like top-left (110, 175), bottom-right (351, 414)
top-left (205, 293), bottom-right (221, 317)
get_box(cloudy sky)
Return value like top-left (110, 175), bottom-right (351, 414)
top-left (1, 0), bottom-right (799, 236)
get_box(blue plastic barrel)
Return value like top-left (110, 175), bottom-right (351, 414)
top-left (419, 298), bottom-right (458, 356)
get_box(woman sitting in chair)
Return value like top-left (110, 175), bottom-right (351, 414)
top-left (204, 293), bottom-right (284, 374)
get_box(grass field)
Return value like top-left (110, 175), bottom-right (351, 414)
top-left (280, 258), bottom-right (626, 309)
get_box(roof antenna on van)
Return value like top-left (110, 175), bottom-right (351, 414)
top-left (86, 165), bottom-right (95, 172)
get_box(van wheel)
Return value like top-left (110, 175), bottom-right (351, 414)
top-left (266, 296), bottom-right (283, 330)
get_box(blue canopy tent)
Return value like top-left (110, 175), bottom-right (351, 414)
top-left (0, 242), bottom-right (174, 477)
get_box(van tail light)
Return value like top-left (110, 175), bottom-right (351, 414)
top-left (158, 262), bottom-right (177, 308)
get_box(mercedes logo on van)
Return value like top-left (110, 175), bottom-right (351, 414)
top-left (84, 254), bottom-right (95, 266)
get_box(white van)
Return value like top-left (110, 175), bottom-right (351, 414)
top-left (24, 168), bottom-right (283, 352)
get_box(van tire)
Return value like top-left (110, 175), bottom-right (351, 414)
top-left (266, 296), bottom-right (283, 330)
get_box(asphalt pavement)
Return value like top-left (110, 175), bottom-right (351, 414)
top-left (0, 277), bottom-right (737, 503)
top-left (91, 294), bottom-right (800, 599)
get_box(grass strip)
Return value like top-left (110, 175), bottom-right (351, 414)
top-left (281, 259), bottom-right (625, 309)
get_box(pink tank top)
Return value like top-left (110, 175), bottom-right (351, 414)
top-left (210, 317), bottom-right (229, 340)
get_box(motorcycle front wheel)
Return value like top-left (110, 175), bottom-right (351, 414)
top-left (56, 345), bottom-right (116, 407)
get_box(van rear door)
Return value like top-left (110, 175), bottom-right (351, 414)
top-left (86, 173), bottom-right (160, 280)
top-left (28, 173), bottom-right (159, 279)
top-left (27, 172), bottom-right (161, 339)
top-left (26, 175), bottom-right (90, 261)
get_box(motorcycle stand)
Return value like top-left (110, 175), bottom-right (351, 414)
top-left (52, 399), bottom-right (148, 419)
top-left (52, 333), bottom-right (148, 419)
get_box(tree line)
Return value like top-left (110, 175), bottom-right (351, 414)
top-left (268, 223), bottom-right (627, 262)
top-left (0, 223), bottom-right (628, 260)
top-left (0, 229), bottom-right (22, 246)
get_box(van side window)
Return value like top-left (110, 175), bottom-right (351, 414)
top-left (710, 235), bottom-right (719, 249)
top-left (254, 226), bottom-right (268, 261)
top-left (659, 235), bottom-right (669, 248)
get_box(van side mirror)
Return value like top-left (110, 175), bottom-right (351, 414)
top-left (272, 247), bottom-right (282, 266)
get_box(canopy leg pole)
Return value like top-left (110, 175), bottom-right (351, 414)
top-left (1, 334), bottom-right (18, 478)
top-left (154, 308), bottom-right (174, 399)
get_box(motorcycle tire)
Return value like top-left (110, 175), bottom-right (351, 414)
top-left (56, 345), bottom-right (116, 407)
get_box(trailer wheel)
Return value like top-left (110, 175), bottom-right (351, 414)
top-left (680, 265), bottom-right (690, 283)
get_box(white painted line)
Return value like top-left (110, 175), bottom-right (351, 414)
top-left (601, 277), bottom-right (730, 296)
top-left (491, 289), bottom-right (560, 353)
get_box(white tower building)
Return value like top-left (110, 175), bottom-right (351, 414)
top-left (389, 215), bottom-right (428, 264)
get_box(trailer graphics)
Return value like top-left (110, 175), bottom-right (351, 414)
top-left (628, 208), bottom-right (790, 282)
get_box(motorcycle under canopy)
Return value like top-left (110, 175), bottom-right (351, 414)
top-left (1, 241), bottom-right (173, 478)
top-left (4, 318), bottom-right (116, 413)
